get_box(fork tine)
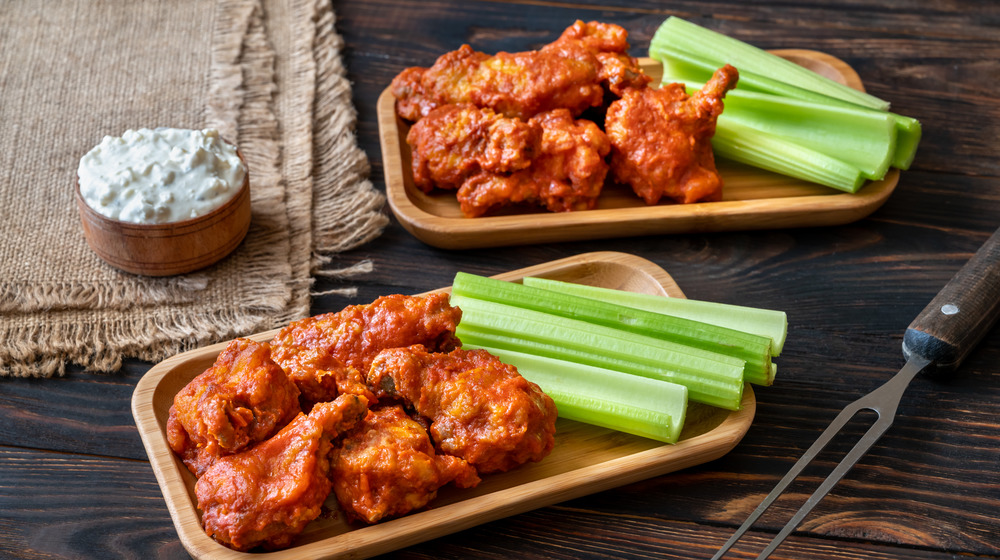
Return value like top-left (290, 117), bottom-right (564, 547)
top-left (711, 355), bottom-right (929, 560)
top-left (754, 413), bottom-right (892, 559)
top-left (709, 402), bottom-right (866, 560)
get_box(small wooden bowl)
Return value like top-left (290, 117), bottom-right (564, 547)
top-left (75, 151), bottom-right (252, 277)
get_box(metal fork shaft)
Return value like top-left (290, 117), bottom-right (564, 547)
top-left (711, 355), bottom-right (929, 560)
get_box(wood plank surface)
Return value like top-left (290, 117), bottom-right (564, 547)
top-left (1, 0), bottom-right (998, 559)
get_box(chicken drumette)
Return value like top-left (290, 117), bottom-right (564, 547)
top-left (407, 104), bottom-right (610, 216)
top-left (166, 338), bottom-right (302, 477)
top-left (456, 108), bottom-right (610, 216)
top-left (269, 293), bottom-right (462, 389)
top-left (391, 20), bottom-right (649, 122)
top-left (368, 345), bottom-right (558, 474)
top-left (407, 103), bottom-right (537, 193)
top-left (268, 343), bottom-right (376, 410)
top-left (605, 64), bottom-right (739, 205)
top-left (331, 405), bottom-right (481, 524)
top-left (195, 394), bottom-right (369, 551)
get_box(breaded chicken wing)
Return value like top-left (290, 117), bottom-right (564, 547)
top-left (166, 338), bottom-right (301, 477)
top-left (456, 108), bottom-right (610, 216)
top-left (407, 103), bottom-right (537, 193)
top-left (331, 405), bottom-right (481, 524)
top-left (605, 64), bottom-right (739, 205)
top-left (195, 394), bottom-right (368, 551)
top-left (368, 345), bottom-right (558, 474)
top-left (269, 343), bottom-right (376, 410)
top-left (391, 20), bottom-right (649, 121)
top-left (270, 293), bottom-right (462, 379)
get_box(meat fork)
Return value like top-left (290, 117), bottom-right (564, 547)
top-left (712, 226), bottom-right (1000, 560)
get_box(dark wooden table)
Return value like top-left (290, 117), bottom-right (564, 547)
top-left (3, 1), bottom-right (998, 559)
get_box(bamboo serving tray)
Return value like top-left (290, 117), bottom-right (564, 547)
top-left (378, 50), bottom-right (900, 249)
top-left (132, 251), bottom-right (756, 559)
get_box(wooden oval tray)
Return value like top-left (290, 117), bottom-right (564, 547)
top-left (378, 50), bottom-right (899, 249)
top-left (132, 251), bottom-right (756, 559)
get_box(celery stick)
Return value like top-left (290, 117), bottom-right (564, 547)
top-left (451, 295), bottom-right (745, 377)
top-left (654, 42), bottom-right (863, 107)
top-left (890, 115), bottom-right (921, 170)
top-left (705, 85), bottom-right (897, 181)
top-left (521, 277), bottom-right (787, 357)
top-left (651, 20), bottom-right (921, 174)
top-left (657, 46), bottom-right (920, 170)
top-left (651, 16), bottom-right (890, 111)
top-left (465, 344), bottom-right (688, 443)
top-left (450, 296), bottom-right (745, 409)
top-left (452, 272), bottom-right (773, 385)
top-left (456, 324), bottom-right (744, 410)
top-left (713, 120), bottom-right (867, 192)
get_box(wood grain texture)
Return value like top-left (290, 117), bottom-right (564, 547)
top-left (1, 0), bottom-right (999, 559)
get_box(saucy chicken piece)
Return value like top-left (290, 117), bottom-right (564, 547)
top-left (269, 343), bottom-right (376, 410)
top-left (270, 293), bottom-right (462, 380)
top-left (407, 103), bottom-right (537, 193)
top-left (195, 394), bottom-right (368, 551)
top-left (391, 20), bottom-right (649, 121)
top-left (552, 20), bottom-right (652, 97)
top-left (456, 108), bottom-right (610, 217)
top-left (166, 338), bottom-right (301, 477)
top-left (368, 345), bottom-right (558, 474)
top-left (605, 64), bottom-right (739, 205)
top-left (331, 405), bottom-right (481, 524)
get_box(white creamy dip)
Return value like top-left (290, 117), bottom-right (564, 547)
top-left (77, 128), bottom-right (246, 224)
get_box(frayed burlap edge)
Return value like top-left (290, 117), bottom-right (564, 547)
top-left (0, 306), bottom-right (275, 377)
top-left (220, 0), bottom-right (301, 330)
top-left (309, 0), bottom-right (388, 281)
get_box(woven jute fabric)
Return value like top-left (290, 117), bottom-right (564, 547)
top-left (0, 0), bottom-right (388, 377)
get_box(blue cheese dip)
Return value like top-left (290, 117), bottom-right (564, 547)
top-left (77, 128), bottom-right (246, 224)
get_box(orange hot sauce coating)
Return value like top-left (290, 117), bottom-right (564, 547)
top-left (195, 394), bottom-right (369, 551)
top-left (368, 345), bottom-right (558, 474)
top-left (270, 293), bottom-right (463, 378)
top-left (390, 20), bottom-right (649, 122)
top-left (605, 64), bottom-right (739, 205)
top-left (268, 343), bottom-right (376, 409)
top-left (166, 338), bottom-right (301, 477)
top-left (331, 405), bottom-right (481, 524)
top-left (406, 103), bottom-right (538, 193)
top-left (456, 108), bottom-right (610, 217)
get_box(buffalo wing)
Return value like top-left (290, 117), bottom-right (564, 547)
top-left (605, 64), bottom-right (739, 205)
top-left (368, 345), bottom-right (558, 474)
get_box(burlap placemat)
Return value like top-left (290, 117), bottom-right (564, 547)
top-left (0, 0), bottom-right (388, 376)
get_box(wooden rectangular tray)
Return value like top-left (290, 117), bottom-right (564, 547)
top-left (378, 51), bottom-right (899, 249)
top-left (132, 251), bottom-right (756, 559)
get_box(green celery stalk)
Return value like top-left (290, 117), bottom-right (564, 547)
top-left (700, 83), bottom-right (898, 181)
top-left (520, 277), bottom-right (787, 357)
top-left (450, 295), bottom-right (746, 410)
top-left (654, 41), bottom-right (864, 107)
top-left (651, 16), bottom-right (890, 111)
top-left (889, 114), bottom-right (921, 170)
top-left (456, 323), bottom-right (744, 411)
top-left (713, 120), bottom-right (867, 192)
top-left (464, 343), bottom-right (688, 443)
top-left (452, 272), bottom-right (773, 385)
top-left (650, 18), bottom-right (922, 175)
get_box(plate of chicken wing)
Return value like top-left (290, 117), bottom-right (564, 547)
top-left (377, 21), bottom-right (898, 249)
top-left (132, 251), bottom-right (756, 559)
